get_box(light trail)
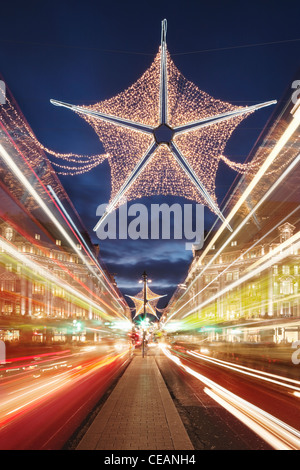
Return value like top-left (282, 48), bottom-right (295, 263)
top-left (187, 350), bottom-right (300, 393)
top-left (203, 387), bottom-right (299, 450)
top-left (179, 237), bottom-right (300, 321)
top-left (196, 99), bottom-right (300, 263)
top-left (166, 150), bottom-right (300, 323)
top-left (171, 205), bottom-right (300, 323)
top-left (47, 184), bottom-right (129, 315)
top-left (0, 350), bottom-right (129, 429)
top-left (0, 127), bottom-right (126, 314)
top-left (160, 344), bottom-right (300, 450)
top-left (0, 137), bottom-right (127, 317)
top-left (0, 235), bottom-right (114, 321)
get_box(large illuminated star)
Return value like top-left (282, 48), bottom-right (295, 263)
top-left (51, 19), bottom-right (276, 232)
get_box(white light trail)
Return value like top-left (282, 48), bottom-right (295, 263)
top-left (187, 350), bottom-right (300, 392)
top-left (197, 102), bottom-right (300, 263)
top-left (160, 344), bottom-right (300, 450)
top-left (47, 184), bottom-right (128, 315)
top-left (166, 150), bottom-right (300, 323)
top-left (0, 142), bottom-right (125, 316)
top-left (204, 387), bottom-right (297, 450)
top-left (0, 235), bottom-right (112, 320)
top-left (180, 236), bottom-right (300, 320)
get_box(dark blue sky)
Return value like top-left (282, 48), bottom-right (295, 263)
top-left (0, 0), bottom-right (299, 306)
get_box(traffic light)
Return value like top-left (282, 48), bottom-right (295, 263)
top-left (73, 319), bottom-right (82, 332)
top-left (139, 318), bottom-right (150, 330)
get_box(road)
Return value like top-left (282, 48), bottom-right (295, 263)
top-left (0, 343), bottom-right (132, 450)
top-left (156, 343), bottom-right (300, 450)
top-left (1, 341), bottom-right (299, 450)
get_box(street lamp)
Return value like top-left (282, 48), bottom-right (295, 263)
top-left (142, 271), bottom-right (148, 358)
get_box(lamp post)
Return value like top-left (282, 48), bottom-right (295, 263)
top-left (142, 271), bottom-right (147, 358)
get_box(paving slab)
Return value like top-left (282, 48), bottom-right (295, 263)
top-left (76, 354), bottom-right (194, 450)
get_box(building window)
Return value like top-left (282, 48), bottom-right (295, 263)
top-left (4, 302), bottom-right (13, 314)
top-left (231, 241), bottom-right (237, 246)
top-left (282, 266), bottom-right (290, 275)
top-left (4, 281), bottom-right (15, 292)
top-left (294, 266), bottom-right (299, 276)
top-left (35, 234), bottom-right (40, 240)
top-left (282, 302), bottom-right (290, 316)
top-left (4, 227), bottom-right (13, 241)
top-left (56, 239), bottom-right (61, 246)
top-left (280, 278), bottom-right (293, 295)
top-left (32, 283), bottom-right (45, 295)
top-left (226, 272), bottom-right (233, 282)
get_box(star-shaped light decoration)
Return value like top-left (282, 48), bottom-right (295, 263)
top-left (126, 283), bottom-right (166, 320)
top-left (51, 19), bottom-right (276, 232)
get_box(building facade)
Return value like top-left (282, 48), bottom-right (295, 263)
top-left (162, 78), bottom-right (300, 347)
top-left (0, 86), bottom-right (130, 345)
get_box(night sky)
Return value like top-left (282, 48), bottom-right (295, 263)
top-left (0, 0), bottom-right (299, 308)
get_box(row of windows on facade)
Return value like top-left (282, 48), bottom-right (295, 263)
top-left (2, 263), bottom-right (87, 280)
top-left (15, 242), bottom-right (81, 261)
top-left (0, 280), bottom-right (73, 297)
top-left (208, 224), bottom-right (296, 252)
top-left (0, 301), bottom-right (91, 318)
top-left (2, 226), bottom-right (82, 246)
top-left (204, 265), bottom-right (299, 284)
top-left (216, 247), bottom-right (299, 265)
top-left (1, 226), bottom-right (83, 259)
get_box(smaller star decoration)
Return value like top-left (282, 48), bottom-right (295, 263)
top-left (126, 284), bottom-right (166, 319)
